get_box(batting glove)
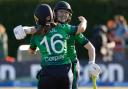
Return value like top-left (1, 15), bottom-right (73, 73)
top-left (13, 25), bottom-right (26, 40)
top-left (88, 63), bottom-right (101, 78)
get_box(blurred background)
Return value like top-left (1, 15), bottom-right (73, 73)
top-left (1, 0), bottom-right (128, 89)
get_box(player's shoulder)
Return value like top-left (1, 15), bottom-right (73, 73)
top-left (53, 23), bottom-right (68, 30)
top-left (63, 23), bottom-right (72, 27)
top-left (61, 23), bottom-right (76, 30)
top-left (75, 33), bottom-right (85, 38)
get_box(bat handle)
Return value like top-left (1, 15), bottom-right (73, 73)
top-left (92, 76), bottom-right (97, 89)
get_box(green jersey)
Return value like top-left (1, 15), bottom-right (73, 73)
top-left (30, 23), bottom-right (77, 66)
top-left (67, 33), bottom-right (89, 62)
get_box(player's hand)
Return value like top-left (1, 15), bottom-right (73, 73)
top-left (13, 25), bottom-right (26, 40)
top-left (88, 63), bottom-right (101, 78)
top-left (78, 16), bottom-right (87, 23)
top-left (29, 48), bottom-right (37, 54)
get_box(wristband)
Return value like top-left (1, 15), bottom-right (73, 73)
top-left (88, 60), bottom-right (95, 64)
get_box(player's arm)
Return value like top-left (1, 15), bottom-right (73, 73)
top-left (66, 17), bottom-right (87, 35)
top-left (84, 42), bottom-right (101, 78)
top-left (29, 47), bottom-right (37, 54)
top-left (84, 42), bottom-right (95, 63)
top-left (76, 34), bottom-right (101, 77)
top-left (13, 25), bottom-right (36, 40)
top-left (29, 35), bottom-right (37, 54)
top-left (76, 16), bottom-right (87, 34)
top-left (23, 26), bottom-right (36, 34)
top-left (75, 34), bottom-right (95, 63)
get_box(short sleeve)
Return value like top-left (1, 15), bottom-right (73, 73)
top-left (75, 33), bottom-right (89, 46)
top-left (64, 24), bottom-right (77, 35)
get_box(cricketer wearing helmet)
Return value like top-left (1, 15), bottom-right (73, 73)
top-left (30, 4), bottom-right (75, 89)
top-left (13, 2), bottom-right (101, 89)
top-left (53, 1), bottom-right (101, 89)
top-left (13, 3), bottom-right (87, 89)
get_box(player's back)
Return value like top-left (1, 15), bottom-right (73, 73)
top-left (30, 23), bottom-right (76, 66)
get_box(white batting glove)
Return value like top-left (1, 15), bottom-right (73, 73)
top-left (88, 63), bottom-right (101, 78)
top-left (13, 25), bottom-right (26, 40)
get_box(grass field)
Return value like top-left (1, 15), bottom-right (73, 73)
top-left (0, 87), bottom-right (128, 89)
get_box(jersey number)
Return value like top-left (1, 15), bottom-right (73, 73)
top-left (40, 34), bottom-right (64, 55)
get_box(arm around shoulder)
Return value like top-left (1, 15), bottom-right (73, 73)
top-left (13, 25), bottom-right (36, 40)
top-left (76, 16), bottom-right (87, 34)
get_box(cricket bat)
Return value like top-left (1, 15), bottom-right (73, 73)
top-left (92, 76), bottom-right (97, 89)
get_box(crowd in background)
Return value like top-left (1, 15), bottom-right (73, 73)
top-left (0, 24), bottom-right (15, 62)
top-left (91, 15), bottom-right (128, 62)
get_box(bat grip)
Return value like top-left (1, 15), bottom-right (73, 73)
top-left (92, 76), bottom-right (97, 89)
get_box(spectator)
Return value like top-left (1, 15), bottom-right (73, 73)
top-left (114, 15), bottom-right (128, 40)
top-left (113, 15), bottom-right (128, 60)
top-left (0, 24), bottom-right (8, 60)
top-left (100, 25), bottom-right (115, 61)
top-left (107, 16), bottom-right (128, 60)
top-left (91, 24), bottom-right (115, 61)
